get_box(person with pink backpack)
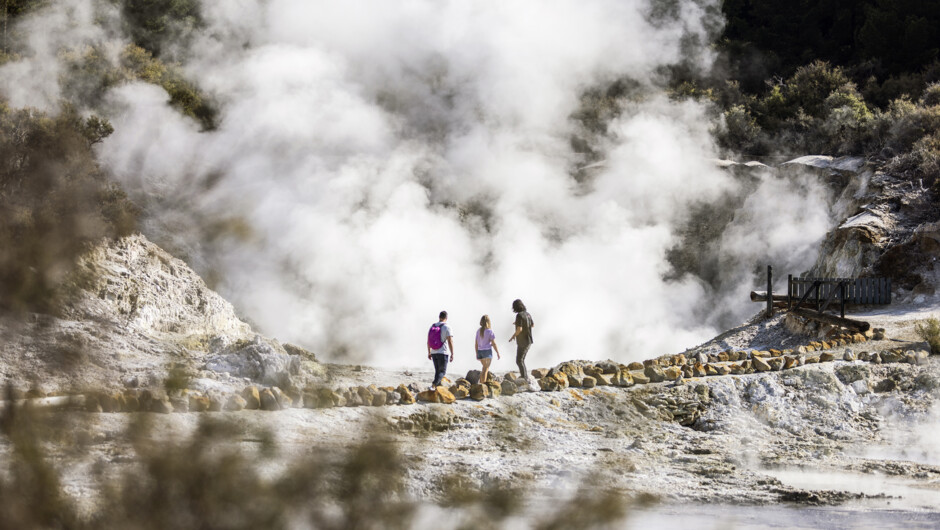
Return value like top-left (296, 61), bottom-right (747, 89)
top-left (427, 310), bottom-right (454, 390)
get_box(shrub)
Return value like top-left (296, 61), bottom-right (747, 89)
top-left (915, 318), bottom-right (940, 354)
top-left (921, 82), bottom-right (940, 107)
top-left (717, 104), bottom-right (764, 154)
top-left (784, 61), bottom-right (851, 118)
top-left (0, 104), bottom-right (137, 314)
top-left (888, 101), bottom-right (940, 153)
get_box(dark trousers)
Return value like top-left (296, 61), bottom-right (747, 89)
top-left (431, 353), bottom-right (449, 387)
top-left (516, 341), bottom-right (531, 380)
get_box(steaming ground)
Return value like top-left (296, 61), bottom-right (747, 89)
top-left (14, 302), bottom-right (939, 528)
top-left (0, 0), bottom-right (838, 369)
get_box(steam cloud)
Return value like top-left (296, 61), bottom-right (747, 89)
top-left (0, 0), bottom-right (835, 370)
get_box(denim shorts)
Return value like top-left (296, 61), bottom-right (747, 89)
top-left (476, 348), bottom-right (493, 360)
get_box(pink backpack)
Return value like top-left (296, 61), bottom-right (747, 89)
top-left (428, 323), bottom-right (445, 350)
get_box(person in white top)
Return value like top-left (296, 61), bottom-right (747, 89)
top-left (474, 314), bottom-right (501, 384)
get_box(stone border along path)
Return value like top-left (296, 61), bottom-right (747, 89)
top-left (3, 326), bottom-right (932, 414)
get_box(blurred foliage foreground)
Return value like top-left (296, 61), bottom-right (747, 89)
top-left (0, 103), bottom-right (137, 315)
top-left (0, 392), bottom-right (646, 530)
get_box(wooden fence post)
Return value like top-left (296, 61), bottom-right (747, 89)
top-left (766, 265), bottom-right (773, 318)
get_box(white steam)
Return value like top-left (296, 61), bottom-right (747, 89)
top-left (0, 0), bottom-right (836, 371)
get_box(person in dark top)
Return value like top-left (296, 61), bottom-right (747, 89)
top-left (508, 299), bottom-right (534, 381)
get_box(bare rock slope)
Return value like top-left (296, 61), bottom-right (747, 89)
top-left (0, 234), bottom-right (320, 394)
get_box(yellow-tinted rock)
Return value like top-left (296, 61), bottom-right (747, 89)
top-left (242, 386), bottom-right (261, 410)
top-left (753, 356), bottom-right (771, 372)
top-left (435, 386), bottom-right (456, 404)
top-left (417, 390), bottom-right (441, 403)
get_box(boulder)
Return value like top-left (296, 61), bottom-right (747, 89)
top-left (819, 352), bottom-right (836, 363)
top-left (138, 390), bottom-right (154, 411)
top-left (397, 384), bottom-right (416, 405)
top-left (470, 383), bottom-right (489, 401)
top-left (874, 378), bottom-right (897, 392)
top-left (567, 375), bottom-right (583, 388)
top-left (752, 357), bottom-right (771, 372)
top-left (486, 381), bottom-right (502, 398)
top-left (207, 391), bottom-right (224, 412)
top-left (315, 388), bottom-right (334, 408)
top-left (301, 392), bottom-right (318, 409)
top-left (531, 368), bottom-right (550, 379)
top-left (616, 370), bottom-right (634, 387)
top-left (503, 372), bottom-right (519, 382)
top-left (357, 386), bottom-right (373, 404)
top-left (851, 380), bottom-right (870, 395)
top-left (500, 380), bottom-right (517, 396)
top-left (907, 350), bottom-right (929, 365)
top-left (386, 391), bottom-right (401, 405)
top-left (869, 353), bottom-right (882, 364)
top-left (123, 392), bottom-right (141, 412)
top-left (372, 392), bottom-right (387, 407)
top-left (768, 358), bottom-right (784, 371)
top-left (84, 393), bottom-right (103, 413)
top-left (663, 366), bottom-right (682, 381)
top-left (416, 390), bottom-right (440, 403)
top-left (453, 386), bottom-right (469, 399)
top-left (692, 363), bottom-right (706, 377)
top-left (538, 377), bottom-right (559, 392)
top-left (729, 363), bottom-right (745, 375)
top-left (466, 370), bottom-right (482, 385)
top-left (593, 372), bottom-right (611, 386)
top-left (259, 389), bottom-right (279, 411)
top-left (704, 364), bottom-right (719, 376)
top-left (271, 387), bottom-right (293, 409)
top-left (150, 396), bottom-right (173, 414)
top-left (627, 362), bottom-right (644, 371)
top-left (581, 376), bottom-right (596, 388)
top-left (205, 335), bottom-right (301, 389)
top-left (189, 393), bottom-right (210, 413)
top-left (98, 393), bottom-right (116, 413)
top-left (224, 394), bottom-right (247, 411)
top-left (554, 362), bottom-right (586, 381)
top-left (644, 365), bottom-right (666, 383)
top-left (717, 365), bottom-right (731, 376)
top-left (598, 361), bottom-right (621, 373)
top-left (169, 395), bottom-right (189, 413)
top-left (631, 371), bottom-right (650, 384)
top-left (435, 386), bottom-right (456, 404)
top-left (455, 378), bottom-right (472, 389)
top-left (783, 357), bottom-right (799, 370)
top-left (551, 372), bottom-right (569, 389)
top-left (344, 390), bottom-right (362, 407)
top-left (843, 350), bottom-right (857, 362)
top-left (242, 386), bottom-right (261, 410)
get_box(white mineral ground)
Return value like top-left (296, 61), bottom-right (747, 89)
top-left (4, 300), bottom-right (936, 528)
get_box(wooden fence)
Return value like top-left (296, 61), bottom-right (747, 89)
top-left (789, 276), bottom-right (891, 305)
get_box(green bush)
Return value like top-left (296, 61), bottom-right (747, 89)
top-left (915, 318), bottom-right (940, 354)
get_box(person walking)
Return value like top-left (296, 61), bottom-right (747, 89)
top-left (475, 315), bottom-right (500, 384)
top-left (427, 310), bottom-right (454, 390)
top-left (508, 299), bottom-right (534, 381)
